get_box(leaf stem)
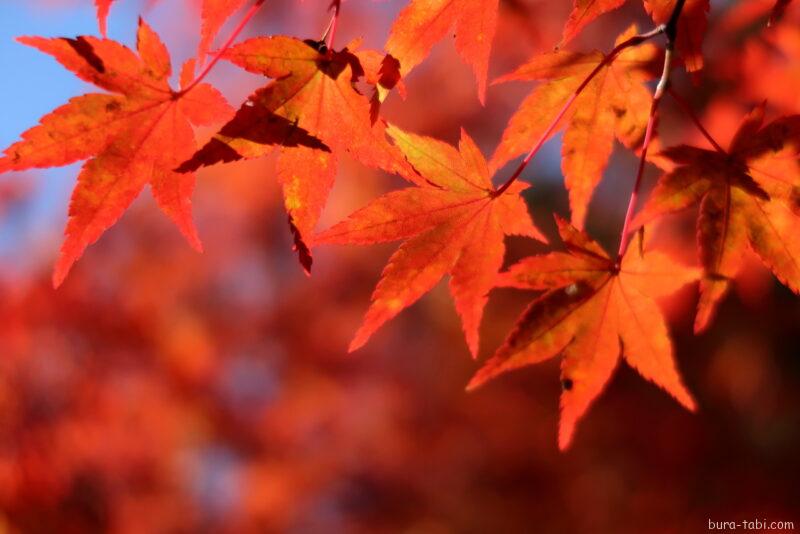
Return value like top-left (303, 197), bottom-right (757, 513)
top-left (493, 25), bottom-right (665, 197)
top-left (615, 0), bottom-right (686, 261)
top-left (179, 0), bottom-right (266, 96)
top-left (322, 0), bottom-right (342, 51)
top-left (667, 88), bottom-right (726, 154)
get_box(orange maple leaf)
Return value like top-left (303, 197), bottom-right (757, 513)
top-left (633, 105), bottom-right (800, 332)
top-left (314, 125), bottom-right (545, 357)
top-left (0, 19), bottom-right (233, 287)
top-left (491, 26), bottom-right (661, 229)
top-left (385, 0), bottom-right (498, 104)
top-left (179, 37), bottom-right (416, 272)
top-left (468, 217), bottom-right (699, 450)
top-left (561, 0), bottom-right (708, 72)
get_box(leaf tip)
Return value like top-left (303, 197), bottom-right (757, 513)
top-left (347, 335), bottom-right (367, 353)
top-left (51, 263), bottom-right (70, 289)
top-left (189, 237), bottom-right (204, 253)
top-left (467, 337), bottom-right (480, 360)
top-left (557, 424), bottom-right (574, 452)
top-left (464, 375), bottom-right (484, 392)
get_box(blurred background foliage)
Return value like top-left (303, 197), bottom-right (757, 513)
top-left (0, 0), bottom-right (798, 532)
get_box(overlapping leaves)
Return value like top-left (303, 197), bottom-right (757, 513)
top-left (4, 0), bottom-right (799, 452)
top-left (178, 36), bottom-right (414, 271)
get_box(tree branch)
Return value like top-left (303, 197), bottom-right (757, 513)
top-left (615, 0), bottom-right (687, 262)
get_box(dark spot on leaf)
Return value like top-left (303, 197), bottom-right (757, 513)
top-left (562, 378), bottom-right (573, 391)
top-left (64, 37), bottom-right (105, 73)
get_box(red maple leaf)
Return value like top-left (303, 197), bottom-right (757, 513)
top-left (634, 105), bottom-right (800, 331)
top-left (469, 217), bottom-right (699, 449)
top-left (0, 19), bottom-right (232, 286)
top-left (315, 125), bottom-right (545, 356)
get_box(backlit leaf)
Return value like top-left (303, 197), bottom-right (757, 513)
top-left (469, 218), bottom-right (699, 449)
top-left (492, 26), bottom-right (661, 229)
top-left (315, 125), bottom-right (545, 356)
top-left (0, 20), bottom-right (233, 286)
top-left (179, 37), bottom-right (416, 270)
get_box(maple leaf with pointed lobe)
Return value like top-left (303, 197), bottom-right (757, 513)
top-left (385, 0), bottom-right (498, 104)
top-left (179, 36), bottom-right (416, 272)
top-left (96, 0), bottom-right (114, 37)
top-left (0, 20), bottom-right (232, 286)
top-left (468, 217), bottom-right (699, 449)
top-left (491, 25), bottom-right (661, 229)
top-left (561, 0), bottom-right (708, 72)
top-left (96, 0), bottom-right (248, 64)
top-left (633, 105), bottom-right (800, 332)
top-left (314, 125), bottom-right (545, 356)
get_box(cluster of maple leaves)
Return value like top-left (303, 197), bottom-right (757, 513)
top-left (1, 0), bottom-right (799, 449)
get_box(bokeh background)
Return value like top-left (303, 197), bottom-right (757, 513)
top-left (0, 0), bottom-right (798, 532)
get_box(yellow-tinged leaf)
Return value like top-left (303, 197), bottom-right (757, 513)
top-left (315, 125), bottom-right (545, 356)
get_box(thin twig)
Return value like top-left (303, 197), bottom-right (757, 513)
top-left (615, 0), bottom-right (687, 262)
top-left (493, 25), bottom-right (666, 197)
top-left (179, 0), bottom-right (266, 96)
top-left (326, 0), bottom-right (342, 50)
